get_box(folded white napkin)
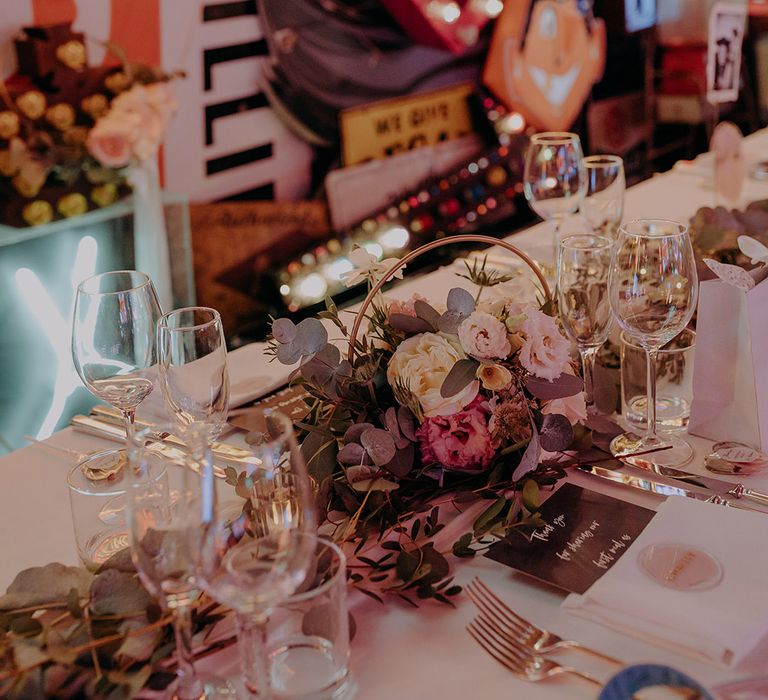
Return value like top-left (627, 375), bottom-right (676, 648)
top-left (563, 497), bottom-right (768, 667)
top-left (226, 342), bottom-right (296, 407)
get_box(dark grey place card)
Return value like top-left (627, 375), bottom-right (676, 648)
top-left (486, 483), bottom-right (656, 594)
top-left (229, 384), bottom-right (310, 435)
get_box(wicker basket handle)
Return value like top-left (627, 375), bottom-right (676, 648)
top-left (347, 234), bottom-right (552, 362)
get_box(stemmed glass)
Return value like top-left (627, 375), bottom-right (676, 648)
top-left (157, 307), bottom-right (230, 439)
top-left (581, 155), bottom-right (625, 238)
top-left (72, 270), bottom-right (162, 444)
top-left (126, 424), bottom-right (234, 699)
top-left (557, 235), bottom-right (613, 410)
top-left (523, 132), bottom-right (586, 260)
top-left (608, 220), bottom-right (699, 468)
top-left (196, 412), bottom-right (316, 698)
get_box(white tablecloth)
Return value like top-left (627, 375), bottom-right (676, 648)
top-left (4, 130), bottom-right (768, 698)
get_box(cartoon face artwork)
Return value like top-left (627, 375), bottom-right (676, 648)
top-left (484, 0), bottom-right (606, 131)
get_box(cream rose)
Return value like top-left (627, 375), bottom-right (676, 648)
top-left (477, 363), bottom-right (512, 391)
top-left (458, 311), bottom-right (512, 360)
top-left (387, 332), bottom-right (479, 417)
top-left (542, 393), bottom-right (587, 425)
top-left (519, 308), bottom-right (572, 381)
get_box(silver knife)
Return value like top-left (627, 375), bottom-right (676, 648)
top-left (83, 408), bottom-right (253, 462)
top-left (619, 460), bottom-right (768, 508)
top-left (578, 463), bottom-right (764, 512)
top-left (70, 415), bottom-right (237, 479)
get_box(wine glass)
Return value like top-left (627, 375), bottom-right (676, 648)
top-left (557, 234), bottom-right (613, 410)
top-left (157, 307), bottom-right (230, 439)
top-left (580, 155), bottom-right (625, 238)
top-left (195, 412), bottom-right (316, 698)
top-left (126, 423), bottom-right (234, 699)
top-left (608, 220), bottom-right (699, 468)
top-left (72, 270), bottom-right (162, 444)
top-left (523, 132), bottom-right (585, 261)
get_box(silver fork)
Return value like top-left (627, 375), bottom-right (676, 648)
top-left (466, 577), bottom-right (622, 665)
top-left (467, 615), bottom-right (602, 687)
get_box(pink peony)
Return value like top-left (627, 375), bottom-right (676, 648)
top-left (416, 396), bottom-right (496, 471)
top-left (86, 112), bottom-right (140, 167)
top-left (458, 311), bottom-right (512, 360)
top-left (519, 308), bottom-right (572, 381)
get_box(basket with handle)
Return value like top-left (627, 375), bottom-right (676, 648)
top-left (346, 234), bottom-right (553, 362)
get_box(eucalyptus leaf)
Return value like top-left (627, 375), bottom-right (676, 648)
top-left (521, 479), bottom-right (540, 513)
top-left (302, 431), bottom-right (338, 482)
top-left (389, 314), bottom-right (433, 334)
top-left (337, 442), bottom-right (366, 467)
top-left (383, 442), bottom-right (415, 478)
top-left (525, 373), bottom-right (584, 400)
top-left (538, 413), bottom-right (574, 452)
top-left (397, 406), bottom-right (417, 442)
top-left (440, 358), bottom-right (480, 398)
top-left (0, 563), bottom-right (92, 611)
top-left (90, 569), bottom-right (151, 617)
top-left (344, 423), bottom-right (375, 444)
top-left (360, 428), bottom-right (397, 466)
top-left (437, 309), bottom-right (463, 334)
top-left (383, 407), bottom-right (401, 440)
top-left (414, 300), bottom-right (440, 330)
top-left (512, 424), bottom-right (541, 481)
top-left (447, 287), bottom-right (475, 315)
top-left (294, 318), bottom-right (328, 354)
top-left (272, 318), bottom-right (297, 344)
top-left (276, 341), bottom-right (303, 365)
top-left (350, 477), bottom-right (399, 492)
top-left (115, 617), bottom-right (161, 665)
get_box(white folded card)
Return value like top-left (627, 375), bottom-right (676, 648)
top-left (226, 342), bottom-right (296, 408)
top-left (563, 497), bottom-right (768, 667)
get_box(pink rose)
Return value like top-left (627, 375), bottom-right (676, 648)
top-left (110, 83), bottom-right (176, 162)
top-left (86, 112), bottom-right (140, 167)
top-left (458, 311), bottom-right (512, 360)
top-left (542, 393), bottom-right (587, 425)
top-left (388, 293), bottom-right (428, 319)
top-left (416, 396), bottom-right (496, 471)
top-left (519, 308), bottom-right (571, 381)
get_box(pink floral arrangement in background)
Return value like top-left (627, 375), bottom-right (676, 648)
top-left (265, 250), bottom-right (599, 605)
top-left (87, 82), bottom-right (177, 168)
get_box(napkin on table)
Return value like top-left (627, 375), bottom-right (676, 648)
top-left (563, 497), bottom-right (768, 667)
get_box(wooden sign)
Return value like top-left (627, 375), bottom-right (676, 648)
top-left (190, 202), bottom-right (330, 335)
top-left (339, 82), bottom-right (474, 166)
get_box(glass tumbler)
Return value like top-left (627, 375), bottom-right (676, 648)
top-left (67, 449), bottom-right (165, 571)
top-left (620, 329), bottom-right (696, 433)
top-left (268, 535), bottom-right (350, 700)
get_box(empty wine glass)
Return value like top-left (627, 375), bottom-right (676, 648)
top-left (196, 412), bottom-right (316, 698)
top-left (72, 270), bottom-right (162, 444)
top-left (126, 424), bottom-right (233, 699)
top-left (158, 307), bottom-right (229, 439)
top-left (524, 132), bottom-right (585, 260)
top-left (581, 155), bottom-right (625, 238)
top-left (557, 235), bottom-right (613, 409)
top-left (608, 220), bottom-right (699, 468)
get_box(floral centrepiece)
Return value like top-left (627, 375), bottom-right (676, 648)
top-left (267, 248), bottom-right (615, 606)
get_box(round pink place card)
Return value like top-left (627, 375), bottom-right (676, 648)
top-left (638, 543), bottom-right (723, 592)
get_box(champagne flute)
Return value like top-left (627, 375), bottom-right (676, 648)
top-left (557, 235), bottom-right (613, 409)
top-left (581, 155), bottom-right (625, 238)
top-left (72, 270), bottom-right (162, 444)
top-left (608, 220), bottom-right (699, 468)
top-left (126, 424), bottom-right (234, 699)
top-left (196, 412), bottom-right (316, 699)
top-left (523, 132), bottom-right (586, 261)
top-left (158, 307), bottom-right (229, 439)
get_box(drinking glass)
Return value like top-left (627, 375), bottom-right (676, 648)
top-left (158, 307), bottom-right (230, 439)
top-left (126, 424), bottom-right (233, 699)
top-left (581, 155), bottom-right (625, 238)
top-left (267, 535), bottom-right (351, 699)
top-left (608, 220), bottom-right (699, 468)
top-left (196, 412), bottom-right (316, 699)
top-left (523, 132), bottom-right (585, 258)
top-left (72, 270), bottom-right (162, 444)
top-left (557, 235), bottom-right (613, 409)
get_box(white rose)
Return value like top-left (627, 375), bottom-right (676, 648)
top-left (387, 332), bottom-right (479, 417)
top-left (541, 393), bottom-right (588, 425)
